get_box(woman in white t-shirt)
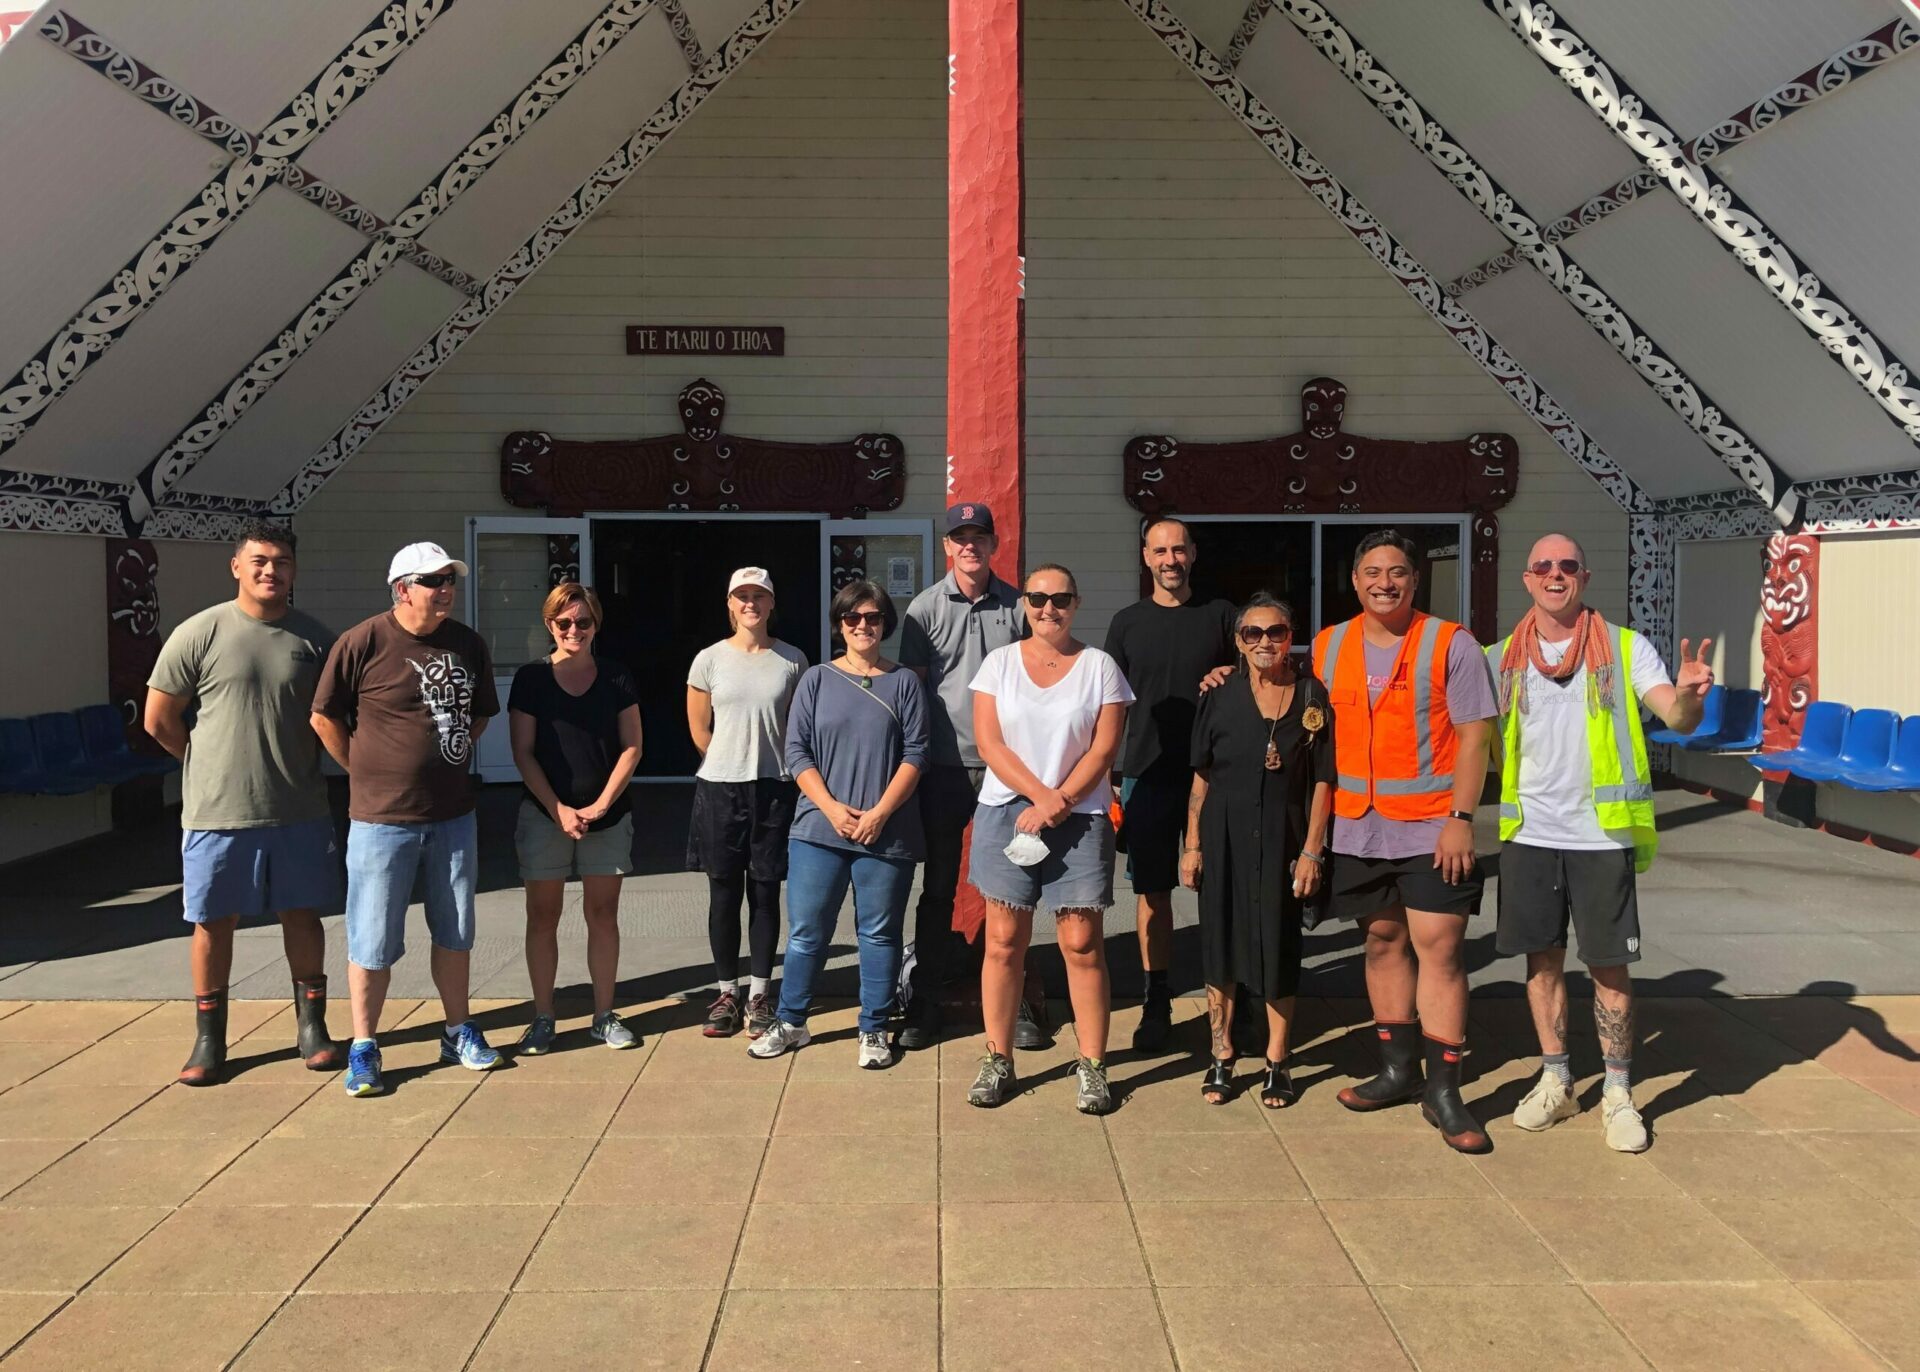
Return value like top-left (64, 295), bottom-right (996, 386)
top-left (966, 563), bottom-right (1134, 1115)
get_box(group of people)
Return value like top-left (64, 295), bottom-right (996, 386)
top-left (149, 503), bottom-right (1710, 1152)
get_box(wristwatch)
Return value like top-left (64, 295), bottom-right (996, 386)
top-left (1447, 809), bottom-right (1474, 824)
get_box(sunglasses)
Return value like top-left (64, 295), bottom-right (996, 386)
top-left (1023, 591), bottom-right (1076, 610)
top-left (550, 617), bottom-right (595, 632)
top-left (1237, 624), bottom-right (1294, 645)
top-left (839, 611), bottom-right (886, 629)
top-left (407, 572), bottom-right (457, 589)
top-left (1526, 558), bottom-right (1585, 577)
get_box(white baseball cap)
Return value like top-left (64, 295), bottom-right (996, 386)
top-left (727, 566), bottom-right (774, 596)
top-left (387, 541), bottom-right (468, 583)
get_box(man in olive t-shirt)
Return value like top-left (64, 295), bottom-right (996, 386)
top-left (311, 541), bottom-right (501, 1096)
top-left (146, 521), bottom-right (346, 1086)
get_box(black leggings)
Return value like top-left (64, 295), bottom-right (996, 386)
top-left (709, 873), bottom-right (781, 983)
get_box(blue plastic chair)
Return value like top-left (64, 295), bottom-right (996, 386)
top-left (77, 704), bottom-right (176, 779)
top-left (0, 717), bottom-right (91, 795)
top-left (1649, 684), bottom-right (1723, 746)
top-left (1748, 700), bottom-right (1850, 773)
top-left (28, 712), bottom-right (126, 789)
top-left (1792, 708), bottom-right (1898, 783)
top-left (1694, 688), bottom-right (1763, 751)
top-left (1844, 714), bottom-right (1920, 792)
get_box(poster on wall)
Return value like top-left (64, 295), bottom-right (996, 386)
top-left (886, 556), bottom-right (916, 599)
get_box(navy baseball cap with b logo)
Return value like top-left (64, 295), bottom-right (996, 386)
top-left (945, 502), bottom-right (996, 536)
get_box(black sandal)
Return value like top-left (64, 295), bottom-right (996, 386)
top-left (1260, 1059), bottom-right (1298, 1109)
top-left (1201, 1058), bottom-right (1237, 1104)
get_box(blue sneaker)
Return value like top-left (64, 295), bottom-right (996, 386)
top-left (343, 1041), bottom-right (384, 1097)
top-left (440, 1020), bottom-right (501, 1071)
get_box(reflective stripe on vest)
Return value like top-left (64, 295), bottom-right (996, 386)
top-left (1494, 623), bottom-right (1658, 872)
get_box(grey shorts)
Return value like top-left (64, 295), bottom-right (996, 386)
top-left (1496, 843), bottom-right (1641, 967)
top-left (514, 801), bottom-right (635, 881)
top-left (968, 800), bottom-right (1115, 914)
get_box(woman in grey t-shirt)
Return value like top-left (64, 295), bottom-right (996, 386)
top-left (685, 567), bottom-right (808, 1038)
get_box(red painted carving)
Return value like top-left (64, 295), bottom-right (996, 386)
top-left (106, 538), bottom-right (165, 755)
top-left (1760, 532), bottom-right (1819, 756)
top-left (501, 379), bottom-right (904, 518)
top-left (947, 0), bottom-right (1025, 583)
top-left (1124, 377), bottom-right (1518, 642)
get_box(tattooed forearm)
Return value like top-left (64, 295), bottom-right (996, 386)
top-left (1206, 985), bottom-right (1232, 1061)
top-left (1186, 771), bottom-right (1207, 847)
top-left (1594, 995), bottom-right (1634, 1062)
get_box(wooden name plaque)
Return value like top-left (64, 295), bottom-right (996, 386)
top-left (626, 325), bottom-right (785, 356)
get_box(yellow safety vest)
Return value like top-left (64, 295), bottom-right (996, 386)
top-left (1489, 623), bottom-right (1658, 873)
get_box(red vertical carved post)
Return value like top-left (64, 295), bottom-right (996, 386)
top-left (1760, 532), bottom-right (1819, 758)
top-left (946, 0), bottom-right (1025, 961)
top-left (948, 0), bottom-right (1025, 579)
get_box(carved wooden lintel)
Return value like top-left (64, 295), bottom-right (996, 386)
top-left (502, 379), bottom-right (905, 518)
top-left (1123, 377), bottom-right (1518, 641)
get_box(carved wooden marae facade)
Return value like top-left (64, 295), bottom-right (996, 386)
top-left (1123, 376), bottom-right (1517, 642)
top-left (501, 379), bottom-right (906, 520)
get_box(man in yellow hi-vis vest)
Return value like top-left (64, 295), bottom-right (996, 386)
top-left (1488, 534), bottom-right (1712, 1153)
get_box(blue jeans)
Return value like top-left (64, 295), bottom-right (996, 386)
top-left (344, 813), bottom-right (477, 970)
top-left (778, 838), bottom-right (915, 1033)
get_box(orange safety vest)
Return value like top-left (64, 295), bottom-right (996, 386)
top-left (1311, 612), bottom-right (1461, 822)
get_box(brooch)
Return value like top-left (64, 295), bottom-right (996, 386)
top-left (1300, 703), bottom-right (1326, 736)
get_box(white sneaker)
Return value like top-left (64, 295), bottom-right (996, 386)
top-left (1513, 1072), bottom-right (1578, 1132)
top-left (1602, 1085), bottom-right (1649, 1152)
top-left (747, 1020), bottom-right (810, 1059)
top-left (856, 1031), bottom-right (893, 1070)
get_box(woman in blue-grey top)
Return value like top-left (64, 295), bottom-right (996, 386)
top-left (749, 580), bottom-right (928, 1070)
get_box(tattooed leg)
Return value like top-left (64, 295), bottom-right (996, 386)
top-left (1204, 983), bottom-right (1235, 1102)
top-left (1524, 949), bottom-right (1569, 1056)
top-left (1592, 964), bottom-right (1635, 1091)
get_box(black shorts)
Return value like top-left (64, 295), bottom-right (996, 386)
top-left (1118, 769), bottom-right (1188, 896)
top-left (1328, 852), bottom-right (1483, 921)
top-left (1496, 843), bottom-right (1640, 967)
top-left (685, 777), bottom-right (796, 883)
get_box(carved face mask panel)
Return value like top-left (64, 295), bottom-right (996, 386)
top-left (680, 381), bottom-right (726, 443)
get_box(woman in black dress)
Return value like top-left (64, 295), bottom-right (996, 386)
top-left (1180, 593), bottom-right (1334, 1107)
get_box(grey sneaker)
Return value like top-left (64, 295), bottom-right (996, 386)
top-left (967, 1052), bottom-right (1016, 1107)
top-left (748, 1019), bottom-right (810, 1059)
top-left (857, 1031), bottom-right (893, 1070)
top-left (515, 1014), bottom-right (557, 1056)
top-left (1075, 1058), bottom-right (1113, 1115)
top-left (1602, 1085), bottom-right (1650, 1153)
top-left (745, 992), bottom-right (776, 1039)
top-left (590, 1010), bottom-right (638, 1050)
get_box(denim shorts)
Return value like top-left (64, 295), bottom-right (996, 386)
top-left (344, 813), bottom-right (477, 970)
top-left (181, 817), bottom-right (342, 923)
top-left (514, 801), bottom-right (634, 881)
top-left (968, 801), bottom-right (1115, 914)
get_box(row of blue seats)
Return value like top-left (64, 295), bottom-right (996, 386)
top-left (1647, 685), bottom-right (1763, 751)
top-left (0, 705), bottom-right (178, 795)
top-left (1749, 702), bottom-right (1920, 793)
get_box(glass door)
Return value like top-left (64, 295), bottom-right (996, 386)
top-left (466, 516), bottom-right (590, 783)
top-left (824, 518), bottom-right (935, 662)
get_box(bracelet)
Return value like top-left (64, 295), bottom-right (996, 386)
top-left (1182, 844), bottom-right (1201, 853)
top-left (1297, 849), bottom-right (1326, 865)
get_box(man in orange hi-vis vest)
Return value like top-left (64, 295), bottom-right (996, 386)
top-left (1312, 530), bottom-right (1497, 1154)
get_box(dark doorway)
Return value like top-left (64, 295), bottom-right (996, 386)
top-left (592, 518), bottom-right (822, 777)
top-left (1318, 522), bottom-right (1463, 629)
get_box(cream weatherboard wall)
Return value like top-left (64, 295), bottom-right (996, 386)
top-left (0, 534), bottom-right (232, 864)
top-left (292, 0), bottom-right (1626, 647)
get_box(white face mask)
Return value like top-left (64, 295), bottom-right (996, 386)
top-left (1003, 831), bottom-right (1050, 867)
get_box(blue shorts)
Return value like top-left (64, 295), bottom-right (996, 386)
top-left (968, 801), bottom-right (1116, 914)
top-left (181, 818), bottom-right (342, 924)
top-left (344, 814), bottom-right (477, 970)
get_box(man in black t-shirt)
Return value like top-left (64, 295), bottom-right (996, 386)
top-left (1105, 519), bottom-right (1237, 1053)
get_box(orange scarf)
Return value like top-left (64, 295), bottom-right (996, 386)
top-left (1497, 607), bottom-right (1616, 717)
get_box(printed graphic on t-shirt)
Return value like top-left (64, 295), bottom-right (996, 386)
top-left (406, 651), bottom-right (476, 766)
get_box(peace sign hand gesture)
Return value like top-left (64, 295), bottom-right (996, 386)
top-left (1675, 637), bottom-right (1715, 698)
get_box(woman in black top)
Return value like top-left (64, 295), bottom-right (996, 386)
top-left (1181, 593), bottom-right (1334, 1107)
top-left (509, 582), bottom-right (643, 1054)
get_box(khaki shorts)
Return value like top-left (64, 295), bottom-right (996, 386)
top-left (515, 800), bottom-right (634, 881)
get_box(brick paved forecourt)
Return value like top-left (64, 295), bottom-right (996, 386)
top-left (0, 990), bottom-right (1916, 1369)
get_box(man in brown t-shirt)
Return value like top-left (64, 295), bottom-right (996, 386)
top-left (312, 542), bottom-right (501, 1096)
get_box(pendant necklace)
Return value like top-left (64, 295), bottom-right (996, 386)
top-left (1260, 679), bottom-right (1295, 771)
